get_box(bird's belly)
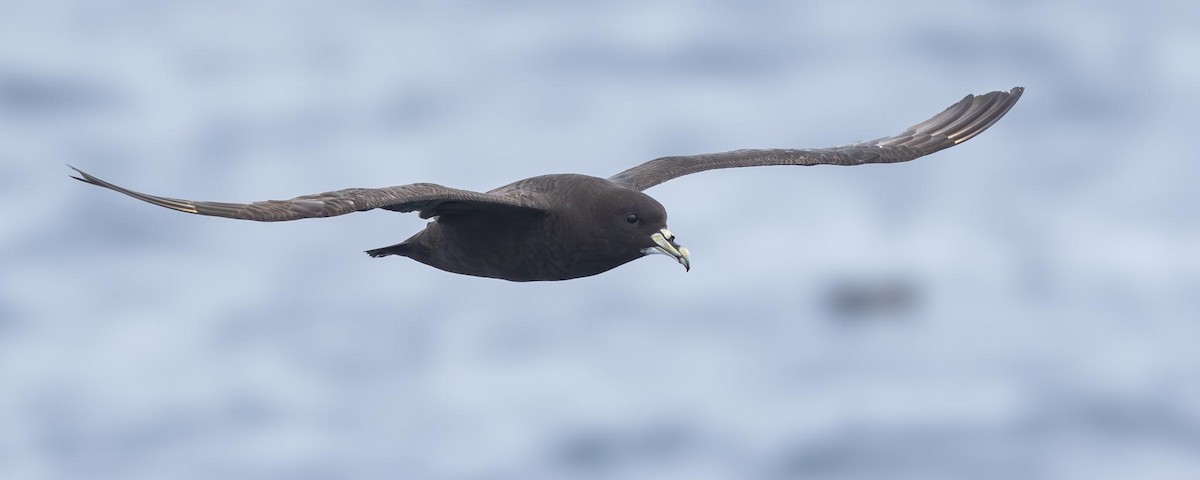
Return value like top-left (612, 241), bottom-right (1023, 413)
top-left (406, 216), bottom-right (614, 282)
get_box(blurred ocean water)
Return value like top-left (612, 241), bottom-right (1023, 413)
top-left (2, 0), bottom-right (1198, 478)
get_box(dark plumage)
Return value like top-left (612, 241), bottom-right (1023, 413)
top-left (71, 87), bottom-right (1023, 281)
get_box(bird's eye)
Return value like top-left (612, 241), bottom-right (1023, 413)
top-left (625, 213), bottom-right (639, 224)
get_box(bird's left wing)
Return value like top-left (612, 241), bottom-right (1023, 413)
top-left (69, 167), bottom-right (545, 222)
top-left (609, 87), bottom-right (1023, 191)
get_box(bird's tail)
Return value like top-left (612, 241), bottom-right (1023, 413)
top-left (365, 242), bottom-right (411, 258)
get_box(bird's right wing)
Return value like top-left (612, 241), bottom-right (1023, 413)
top-left (69, 167), bottom-right (546, 222)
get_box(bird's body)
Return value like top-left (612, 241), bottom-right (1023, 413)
top-left (71, 87), bottom-right (1023, 281)
top-left (384, 174), bottom-right (669, 281)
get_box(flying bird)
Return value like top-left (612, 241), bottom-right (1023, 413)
top-left (71, 87), bottom-right (1023, 281)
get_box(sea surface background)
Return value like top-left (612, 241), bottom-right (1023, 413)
top-left (2, 1), bottom-right (1198, 478)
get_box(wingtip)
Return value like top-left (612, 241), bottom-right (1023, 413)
top-left (68, 165), bottom-right (112, 190)
top-left (68, 165), bottom-right (96, 185)
top-left (64, 166), bottom-right (203, 215)
top-left (1008, 86), bottom-right (1025, 103)
top-left (975, 87), bottom-right (1023, 103)
top-left (944, 86), bottom-right (1024, 145)
top-left (67, 164), bottom-right (85, 179)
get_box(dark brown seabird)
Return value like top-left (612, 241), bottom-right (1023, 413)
top-left (71, 87), bottom-right (1023, 281)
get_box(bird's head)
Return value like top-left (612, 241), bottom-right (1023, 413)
top-left (536, 174), bottom-right (691, 276)
top-left (592, 186), bottom-right (690, 272)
